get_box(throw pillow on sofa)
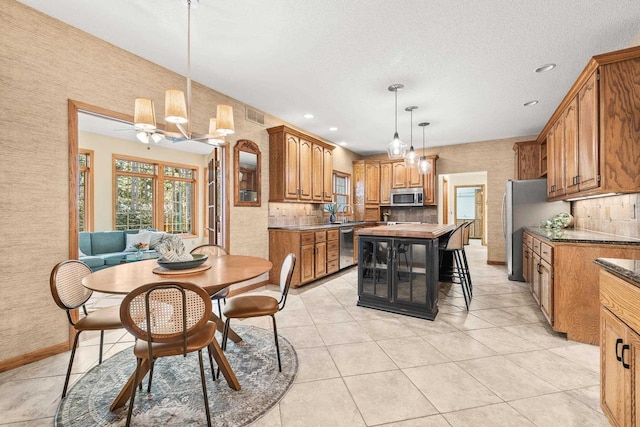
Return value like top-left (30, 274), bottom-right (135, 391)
top-left (124, 230), bottom-right (152, 252)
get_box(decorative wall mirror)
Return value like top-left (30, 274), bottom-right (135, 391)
top-left (234, 139), bottom-right (261, 206)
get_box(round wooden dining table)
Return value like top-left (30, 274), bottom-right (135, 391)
top-left (82, 254), bottom-right (273, 411)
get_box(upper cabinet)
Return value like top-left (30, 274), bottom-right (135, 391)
top-left (267, 126), bottom-right (335, 203)
top-left (513, 141), bottom-right (540, 180)
top-left (538, 46), bottom-right (640, 201)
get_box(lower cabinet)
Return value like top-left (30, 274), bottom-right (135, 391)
top-left (600, 270), bottom-right (640, 427)
top-left (270, 227), bottom-right (340, 287)
top-left (357, 236), bottom-right (439, 319)
top-left (524, 232), bottom-right (553, 325)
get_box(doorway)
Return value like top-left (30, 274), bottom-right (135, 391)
top-left (454, 184), bottom-right (485, 244)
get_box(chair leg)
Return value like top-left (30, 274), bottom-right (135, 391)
top-left (207, 344), bottom-right (219, 381)
top-left (147, 359), bottom-right (155, 392)
top-left (99, 330), bottom-right (104, 365)
top-left (217, 318), bottom-right (231, 379)
top-left (271, 314), bottom-right (282, 372)
top-left (217, 299), bottom-right (222, 317)
top-left (461, 248), bottom-right (472, 296)
top-left (453, 250), bottom-right (470, 311)
top-left (198, 350), bottom-right (213, 427)
top-left (126, 358), bottom-right (142, 427)
top-left (62, 330), bottom-right (82, 398)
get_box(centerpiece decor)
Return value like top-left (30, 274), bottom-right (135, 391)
top-left (324, 203), bottom-right (339, 223)
top-left (133, 242), bottom-right (148, 259)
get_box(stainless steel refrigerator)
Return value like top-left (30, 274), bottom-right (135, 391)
top-left (502, 179), bottom-right (569, 281)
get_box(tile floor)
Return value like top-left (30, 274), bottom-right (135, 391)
top-left (0, 241), bottom-right (609, 426)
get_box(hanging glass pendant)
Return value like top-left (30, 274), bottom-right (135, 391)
top-left (404, 106), bottom-right (419, 167)
top-left (387, 84), bottom-right (407, 159)
top-left (417, 122), bottom-right (431, 175)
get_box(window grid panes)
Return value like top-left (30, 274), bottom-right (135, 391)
top-left (333, 172), bottom-right (350, 210)
top-left (78, 150), bottom-right (92, 232)
top-left (114, 156), bottom-right (197, 234)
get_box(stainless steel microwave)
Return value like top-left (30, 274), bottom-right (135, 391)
top-left (390, 188), bottom-right (424, 206)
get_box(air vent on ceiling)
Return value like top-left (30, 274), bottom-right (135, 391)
top-left (246, 107), bottom-right (265, 126)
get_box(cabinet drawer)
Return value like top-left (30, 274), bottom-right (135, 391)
top-left (533, 238), bottom-right (541, 255)
top-left (315, 231), bottom-right (327, 243)
top-left (301, 232), bottom-right (314, 245)
top-left (327, 240), bottom-right (339, 251)
top-left (327, 259), bottom-right (339, 273)
top-left (327, 229), bottom-right (339, 241)
top-left (327, 248), bottom-right (339, 262)
top-left (524, 233), bottom-right (533, 248)
top-left (540, 242), bottom-right (553, 263)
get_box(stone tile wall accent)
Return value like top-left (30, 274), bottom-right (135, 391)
top-left (381, 206), bottom-right (438, 223)
top-left (572, 194), bottom-right (640, 238)
top-left (268, 203), bottom-right (326, 227)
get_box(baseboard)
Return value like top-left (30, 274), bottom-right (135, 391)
top-left (487, 260), bottom-right (505, 265)
top-left (228, 279), bottom-right (269, 297)
top-left (0, 341), bottom-right (69, 373)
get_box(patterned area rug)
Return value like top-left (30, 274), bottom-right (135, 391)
top-left (56, 325), bottom-right (297, 426)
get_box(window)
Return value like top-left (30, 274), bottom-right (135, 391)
top-left (78, 149), bottom-right (94, 231)
top-left (333, 171), bottom-right (350, 208)
top-left (113, 156), bottom-right (198, 235)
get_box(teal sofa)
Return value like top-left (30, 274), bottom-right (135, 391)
top-left (79, 229), bottom-right (159, 272)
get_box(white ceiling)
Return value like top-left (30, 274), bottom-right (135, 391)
top-left (19, 0), bottom-right (640, 155)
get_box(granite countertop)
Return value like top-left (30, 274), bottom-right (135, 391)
top-left (525, 227), bottom-right (640, 245)
top-left (269, 221), bottom-right (369, 231)
top-left (594, 258), bottom-right (640, 287)
top-left (356, 223), bottom-right (455, 239)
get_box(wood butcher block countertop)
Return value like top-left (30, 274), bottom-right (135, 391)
top-left (356, 223), bottom-right (455, 239)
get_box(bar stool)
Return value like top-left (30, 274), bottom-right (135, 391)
top-left (441, 224), bottom-right (472, 310)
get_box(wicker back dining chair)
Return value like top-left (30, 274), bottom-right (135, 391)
top-left (191, 244), bottom-right (229, 315)
top-left (221, 253), bottom-right (296, 372)
top-left (49, 260), bottom-right (123, 398)
top-left (120, 281), bottom-right (216, 427)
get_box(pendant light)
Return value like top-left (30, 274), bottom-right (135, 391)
top-left (404, 106), bottom-right (419, 167)
top-left (417, 122), bottom-right (432, 175)
top-left (386, 84), bottom-right (407, 159)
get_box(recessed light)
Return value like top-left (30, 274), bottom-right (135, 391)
top-left (339, 141), bottom-right (347, 146)
top-left (304, 113), bottom-right (314, 119)
top-left (329, 127), bottom-right (338, 131)
top-left (535, 63), bottom-right (556, 73)
top-left (524, 100), bottom-right (539, 107)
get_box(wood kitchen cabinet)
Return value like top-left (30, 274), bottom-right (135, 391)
top-left (268, 125), bottom-right (334, 203)
top-left (523, 230), bottom-right (640, 345)
top-left (379, 162), bottom-right (392, 205)
top-left (513, 141), bottom-right (540, 180)
top-left (421, 156), bottom-right (438, 205)
top-left (353, 160), bottom-right (381, 221)
top-left (365, 162), bottom-right (380, 204)
top-left (269, 227), bottom-right (340, 287)
top-left (538, 47), bottom-right (640, 201)
top-left (599, 269), bottom-right (640, 427)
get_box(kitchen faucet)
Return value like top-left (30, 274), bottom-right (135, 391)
top-left (341, 204), bottom-right (354, 223)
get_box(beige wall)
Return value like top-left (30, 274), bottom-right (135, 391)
top-left (0, 1), bottom-right (362, 364)
top-left (366, 136), bottom-right (536, 263)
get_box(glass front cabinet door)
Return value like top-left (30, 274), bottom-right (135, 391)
top-left (357, 236), bottom-right (439, 320)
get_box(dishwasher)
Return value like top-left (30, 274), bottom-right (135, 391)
top-left (339, 227), bottom-right (355, 269)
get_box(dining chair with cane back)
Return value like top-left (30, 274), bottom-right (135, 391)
top-left (49, 260), bottom-right (123, 398)
top-left (221, 253), bottom-right (296, 372)
top-left (120, 281), bottom-right (216, 427)
top-left (191, 244), bottom-right (229, 315)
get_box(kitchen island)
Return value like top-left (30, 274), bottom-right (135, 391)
top-left (356, 224), bottom-right (455, 320)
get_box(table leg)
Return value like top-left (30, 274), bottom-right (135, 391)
top-left (110, 358), bottom-right (151, 411)
top-left (208, 340), bottom-right (241, 390)
top-left (211, 312), bottom-right (242, 343)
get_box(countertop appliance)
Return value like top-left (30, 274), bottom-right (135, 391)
top-left (390, 188), bottom-right (423, 206)
top-left (502, 179), bottom-right (569, 281)
top-left (339, 227), bottom-right (355, 269)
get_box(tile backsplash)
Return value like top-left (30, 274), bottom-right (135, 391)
top-left (268, 203), bottom-right (326, 227)
top-left (572, 193), bottom-right (640, 238)
top-left (381, 206), bottom-right (438, 223)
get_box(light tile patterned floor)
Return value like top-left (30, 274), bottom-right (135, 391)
top-left (0, 241), bottom-right (609, 426)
